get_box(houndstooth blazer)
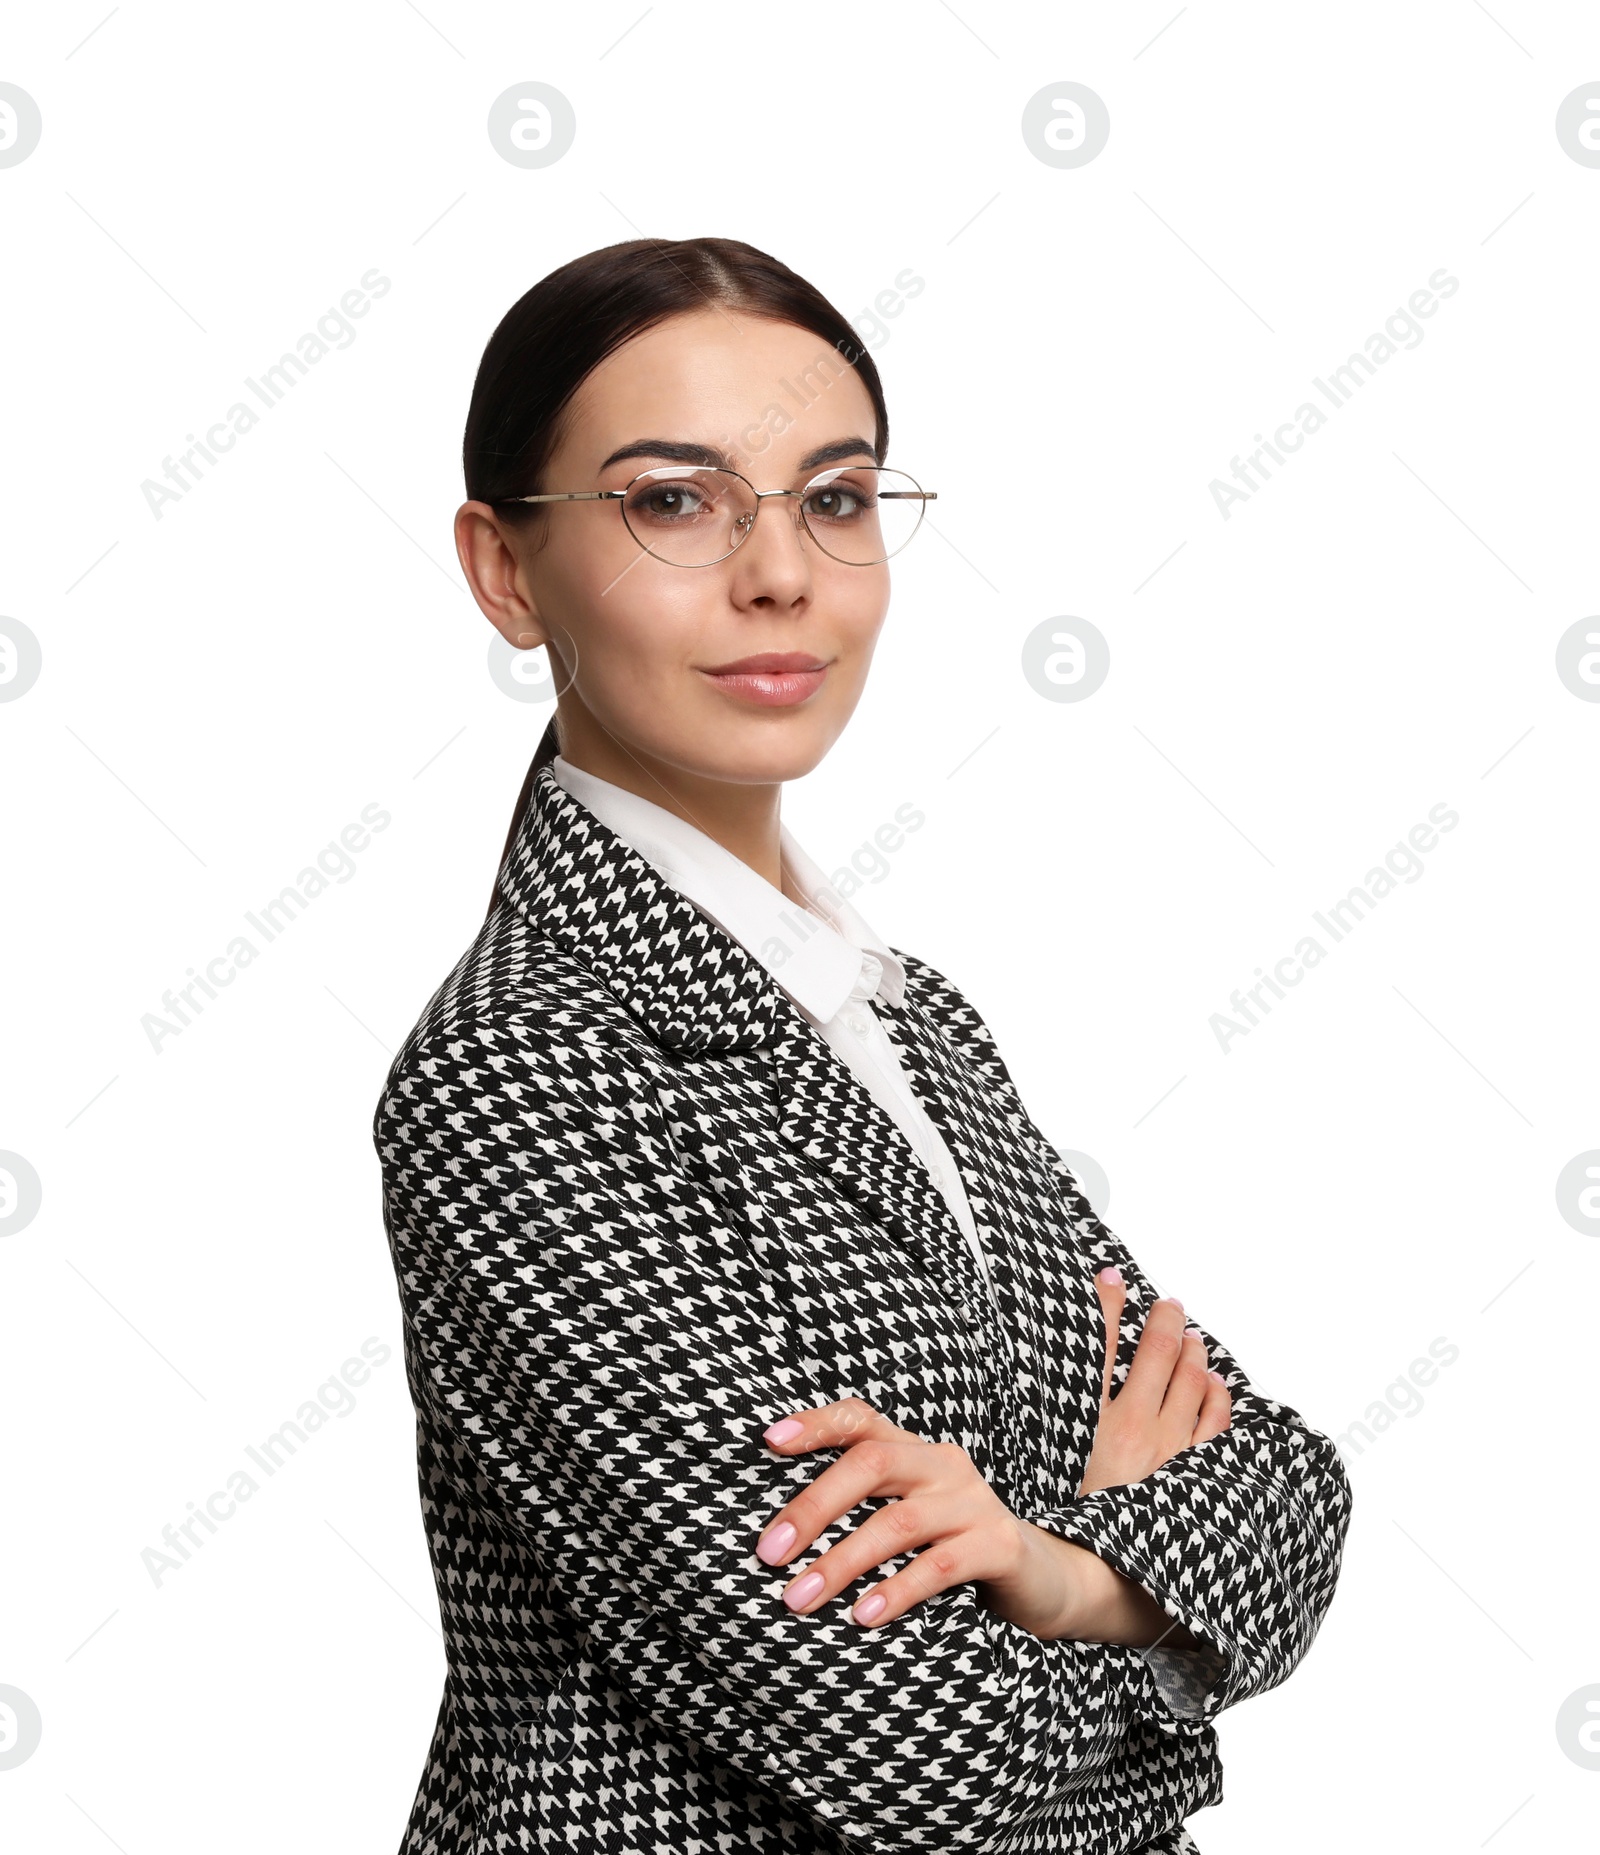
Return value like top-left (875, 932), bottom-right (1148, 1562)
top-left (372, 733), bottom-right (1354, 1855)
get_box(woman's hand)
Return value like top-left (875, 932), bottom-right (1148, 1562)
top-left (754, 1398), bottom-right (1089, 1637)
top-left (1079, 1265), bottom-right (1232, 1496)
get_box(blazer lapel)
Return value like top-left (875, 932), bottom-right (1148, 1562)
top-left (869, 980), bottom-right (1026, 1326)
top-left (496, 757), bottom-right (791, 1056)
top-left (763, 1010), bottom-right (994, 1321)
top-left (496, 755), bottom-right (998, 1325)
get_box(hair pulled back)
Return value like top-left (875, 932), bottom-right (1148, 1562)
top-left (465, 237), bottom-right (890, 919)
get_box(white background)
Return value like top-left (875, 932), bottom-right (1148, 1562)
top-left (2, 3), bottom-right (1597, 1849)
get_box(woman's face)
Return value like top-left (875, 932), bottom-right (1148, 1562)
top-left (462, 308), bottom-right (892, 788)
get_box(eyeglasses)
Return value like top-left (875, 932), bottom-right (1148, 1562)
top-left (497, 464), bottom-right (937, 568)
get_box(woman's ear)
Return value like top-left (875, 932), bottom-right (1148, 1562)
top-left (455, 500), bottom-right (550, 650)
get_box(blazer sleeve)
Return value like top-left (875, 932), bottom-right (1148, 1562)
top-left (373, 1006), bottom-right (1214, 1855)
top-left (914, 958), bottom-right (1355, 1727)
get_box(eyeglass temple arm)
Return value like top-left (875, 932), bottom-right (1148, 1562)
top-left (505, 491), bottom-right (626, 504)
top-left (504, 488), bottom-right (937, 504)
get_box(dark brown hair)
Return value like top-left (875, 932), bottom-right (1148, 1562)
top-left (468, 236), bottom-right (891, 919)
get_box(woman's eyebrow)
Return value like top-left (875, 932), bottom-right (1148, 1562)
top-left (596, 436), bottom-right (881, 473)
top-left (798, 437), bottom-right (881, 470)
top-left (597, 439), bottom-right (726, 471)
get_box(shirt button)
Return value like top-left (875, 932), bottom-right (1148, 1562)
top-left (847, 1012), bottom-right (871, 1035)
top-left (929, 1163), bottom-right (944, 1186)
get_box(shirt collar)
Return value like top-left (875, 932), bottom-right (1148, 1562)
top-left (550, 754), bottom-right (906, 1026)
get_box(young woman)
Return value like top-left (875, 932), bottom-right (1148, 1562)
top-left (372, 236), bottom-right (1353, 1855)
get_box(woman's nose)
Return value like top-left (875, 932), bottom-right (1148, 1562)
top-left (733, 494), bottom-right (813, 581)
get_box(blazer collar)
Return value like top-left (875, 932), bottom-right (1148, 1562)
top-left (547, 751), bottom-right (907, 1025)
top-left (497, 757), bottom-right (796, 1055)
top-left (495, 746), bottom-right (1002, 1320)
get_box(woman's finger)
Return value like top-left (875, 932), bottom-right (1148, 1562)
top-left (1114, 1294), bottom-right (1191, 1414)
top-left (774, 1491), bottom-right (957, 1616)
top-left (1190, 1369), bottom-right (1233, 1446)
top-left (760, 1396), bottom-right (910, 1456)
top-left (755, 1435), bottom-right (955, 1571)
top-left (754, 1396), bottom-right (930, 1571)
top-left (1092, 1264), bottom-right (1127, 1407)
top-left (1157, 1328), bottom-right (1214, 1440)
top-left (849, 1532), bottom-right (991, 1630)
top-left (785, 1474), bottom-right (1016, 1626)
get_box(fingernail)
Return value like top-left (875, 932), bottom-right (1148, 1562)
top-left (853, 1591), bottom-right (887, 1625)
top-left (757, 1520), bottom-right (797, 1564)
top-left (1096, 1264), bottom-right (1123, 1286)
top-left (1165, 1295), bottom-right (1184, 1313)
top-left (764, 1418), bottom-right (803, 1445)
top-left (784, 1571), bottom-right (825, 1610)
top-left (1207, 1369), bottom-right (1226, 1385)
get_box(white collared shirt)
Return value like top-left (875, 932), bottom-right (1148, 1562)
top-left (550, 754), bottom-right (992, 1290)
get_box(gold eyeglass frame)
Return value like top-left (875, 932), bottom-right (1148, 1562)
top-left (496, 463), bottom-right (938, 568)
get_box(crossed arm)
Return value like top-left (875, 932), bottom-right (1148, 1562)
top-left (375, 1002), bottom-right (1352, 1848)
top-left (742, 1282), bottom-right (1231, 1669)
top-left (913, 954), bottom-right (1357, 1723)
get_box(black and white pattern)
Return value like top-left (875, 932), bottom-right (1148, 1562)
top-left (371, 753), bottom-right (1354, 1855)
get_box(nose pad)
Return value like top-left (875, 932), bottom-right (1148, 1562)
top-left (728, 493), bottom-right (812, 570)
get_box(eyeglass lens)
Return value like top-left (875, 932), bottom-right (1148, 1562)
top-left (618, 466), bottom-right (927, 566)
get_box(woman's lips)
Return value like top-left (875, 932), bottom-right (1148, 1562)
top-left (698, 664), bottom-right (829, 706)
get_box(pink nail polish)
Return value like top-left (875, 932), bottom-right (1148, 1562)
top-left (1096, 1264), bottom-right (1123, 1286)
top-left (764, 1418), bottom-right (803, 1446)
top-left (757, 1521), bottom-right (796, 1564)
top-left (853, 1591), bottom-right (887, 1624)
top-left (784, 1570), bottom-right (825, 1610)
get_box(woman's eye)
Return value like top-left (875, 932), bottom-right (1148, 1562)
top-left (805, 485), bottom-right (868, 521)
top-left (632, 485), bottom-right (709, 520)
